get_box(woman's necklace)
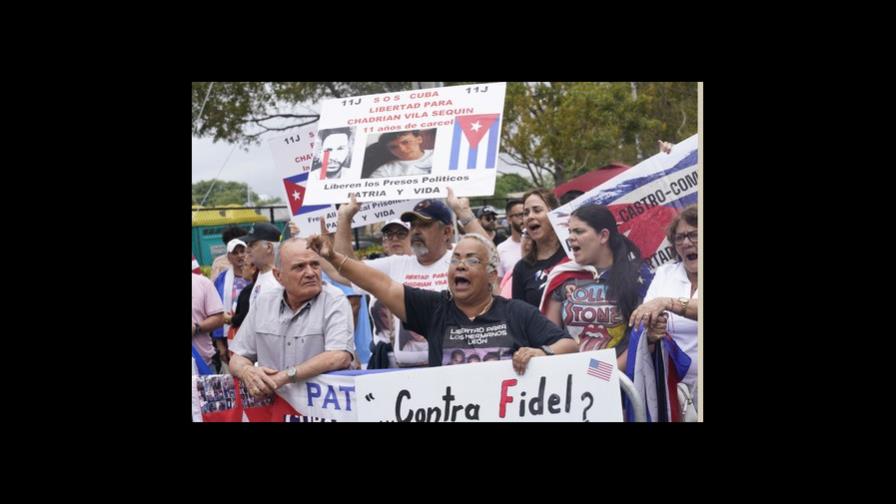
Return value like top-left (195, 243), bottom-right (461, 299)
top-left (471, 296), bottom-right (494, 320)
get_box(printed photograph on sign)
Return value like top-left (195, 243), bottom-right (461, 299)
top-left (198, 375), bottom-right (241, 414)
top-left (369, 299), bottom-right (394, 339)
top-left (361, 128), bottom-right (437, 179)
top-left (303, 83), bottom-right (507, 205)
top-left (443, 348), bottom-right (511, 366)
top-left (238, 379), bottom-right (275, 409)
top-left (311, 126), bottom-right (358, 180)
top-left (398, 328), bottom-right (428, 352)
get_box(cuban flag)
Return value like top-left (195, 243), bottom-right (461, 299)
top-left (449, 114), bottom-right (501, 170)
top-left (625, 327), bottom-right (692, 422)
top-left (283, 172), bottom-right (331, 217)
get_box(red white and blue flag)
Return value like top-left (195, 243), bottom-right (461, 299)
top-left (449, 114), bottom-right (501, 170)
top-left (549, 134), bottom-right (698, 273)
top-left (587, 358), bottom-right (614, 381)
top-left (625, 328), bottom-right (692, 422)
top-left (283, 172), bottom-right (330, 217)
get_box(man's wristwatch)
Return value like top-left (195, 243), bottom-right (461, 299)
top-left (541, 345), bottom-right (554, 356)
top-left (286, 366), bottom-right (297, 383)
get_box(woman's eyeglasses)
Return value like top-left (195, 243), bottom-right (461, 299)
top-left (673, 231), bottom-right (698, 244)
top-left (383, 230), bottom-right (409, 240)
top-left (449, 256), bottom-right (484, 267)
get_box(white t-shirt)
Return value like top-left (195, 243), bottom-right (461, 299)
top-left (495, 235), bottom-right (522, 278)
top-left (370, 150), bottom-right (433, 178)
top-left (250, 270), bottom-right (280, 305)
top-left (360, 248), bottom-right (452, 366)
top-left (643, 261), bottom-right (698, 389)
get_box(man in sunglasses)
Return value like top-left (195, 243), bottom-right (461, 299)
top-left (475, 205), bottom-right (508, 246)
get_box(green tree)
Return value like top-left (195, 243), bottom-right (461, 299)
top-left (494, 173), bottom-right (534, 197)
top-left (501, 82), bottom-right (697, 186)
top-left (193, 82), bottom-right (697, 187)
top-left (193, 82), bottom-right (425, 147)
top-left (192, 180), bottom-right (281, 207)
top-left (256, 195), bottom-right (283, 206)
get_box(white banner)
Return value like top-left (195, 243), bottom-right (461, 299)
top-left (272, 129), bottom-right (428, 236)
top-left (276, 371), bottom-right (361, 421)
top-left (193, 369), bottom-right (403, 422)
top-left (304, 83), bottom-right (507, 205)
top-left (354, 350), bottom-right (622, 422)
top-left (548, 134), bottom-right (698, 272)
top-left (268, 124), bottom-right (319, 175)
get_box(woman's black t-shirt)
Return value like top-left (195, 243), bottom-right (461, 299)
top-left (511, 247), bottom-right (568, 307)
top-left (403, 286), bottom-right (572, 367)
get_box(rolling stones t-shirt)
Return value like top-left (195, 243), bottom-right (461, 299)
top-left (551, 277), bottom-right (628, 356)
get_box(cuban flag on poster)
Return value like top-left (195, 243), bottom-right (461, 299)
top-left (282, 172), bottom-right (335, 235)
top-left (449, 114), bottom-right (501, 170)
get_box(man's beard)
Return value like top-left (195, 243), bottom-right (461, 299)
top-left (326, 158), bottom-right (348, 175)
top-left (512, 221), bottom-right (523, 234)
top-left (411, 241), bottom-right (429, 258)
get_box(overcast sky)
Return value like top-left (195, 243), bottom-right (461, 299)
top-left (191, 136), bottom-right (288, 202)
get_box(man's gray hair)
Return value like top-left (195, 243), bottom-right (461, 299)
top-left (271, 239), bottom-right (293, 269)
top-left (459, 233), bottom-right (499, 273)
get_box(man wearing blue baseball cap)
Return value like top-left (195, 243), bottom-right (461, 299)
top-left (331, 196), bottom-right (456, 368)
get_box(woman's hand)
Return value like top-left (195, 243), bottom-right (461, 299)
top-left (629, 297), bottom-right (671, 330)
top-left (512, 347), bottom-right (546, 375)
top-left (645, 312), bottom-right (669, 343)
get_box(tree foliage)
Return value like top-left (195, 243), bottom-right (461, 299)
top-left (192, 180), bottom-right (282, 207)
top-left (501, 82), bottom-right (697, 186)
top-left (192, 82), bottom-right (421, 147)
top-left (494, 173), bottom-right (534, 197)
top-left (192, 82), bottom-right (697, 186)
